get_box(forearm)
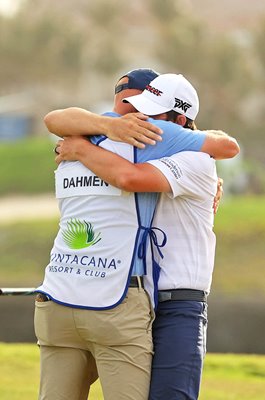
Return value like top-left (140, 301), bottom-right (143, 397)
top-left (84, 148), bottom-right (169, 192)
top-left (72, 141), bottom-right (133, 189)
top-left (44, 107), bottom-right (115, 137)
top-left (79, 147), bottom-right (169, 192)
top-left (202, 130), bottom-right (240, 160)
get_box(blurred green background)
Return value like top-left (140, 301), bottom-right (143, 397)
top-left (0, 0), bottom-right (264, 355)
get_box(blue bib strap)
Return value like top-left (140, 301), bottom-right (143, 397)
top-left (152, 259), bottom-right (161, 308)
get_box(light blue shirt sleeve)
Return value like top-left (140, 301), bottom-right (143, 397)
top-left (136, 118), bottom-right (206, 163)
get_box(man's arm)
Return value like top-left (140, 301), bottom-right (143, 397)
top-left (44, 107), bottom-right (163, 149)
top-left (201, 130), bottom-right (239, 160)
top-left (55, 136), bottom-right (170, 193)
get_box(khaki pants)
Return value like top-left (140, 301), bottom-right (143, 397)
top-left (34, 288), bottom-right (154, 400)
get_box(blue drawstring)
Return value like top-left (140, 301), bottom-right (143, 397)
top-left (138, 226), bottom-right (167, 308)
top-left (138, 226), bottom-right (167, 269)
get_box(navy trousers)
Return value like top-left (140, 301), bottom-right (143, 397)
top-left (149, 300), bottom-right (208, 400)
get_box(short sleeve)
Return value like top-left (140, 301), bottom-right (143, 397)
top-left (147, 152), bottom-right (216, 199)
top-left (136, 119), bottom-right (206, 163)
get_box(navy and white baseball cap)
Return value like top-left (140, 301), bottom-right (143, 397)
top-left (123, 73), bottom-right (199, 120)
top-left (115, 68), bottom-right (160, 94)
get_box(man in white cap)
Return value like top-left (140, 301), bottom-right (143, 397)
top-left (123, 73), bottom-right (199, 124)
top-left (53, 73), bottom-right (238, 400)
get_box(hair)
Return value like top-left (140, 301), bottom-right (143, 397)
top-left (166, 110), bottom-right (197, 130)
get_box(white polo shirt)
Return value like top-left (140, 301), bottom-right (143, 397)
top-left (146, 151), bottom-right (217, 294)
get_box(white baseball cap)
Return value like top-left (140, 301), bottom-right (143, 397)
top-left (123, 73), bottom-right (199, 120)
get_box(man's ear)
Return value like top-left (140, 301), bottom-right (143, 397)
top-left (176, 114), bottom-right (187, 126)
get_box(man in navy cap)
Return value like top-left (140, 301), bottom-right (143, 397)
top-left (46, 68), bottom-right (163, 149)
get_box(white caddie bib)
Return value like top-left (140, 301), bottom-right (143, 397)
top-left (37, 142), bottom-right (142, 309)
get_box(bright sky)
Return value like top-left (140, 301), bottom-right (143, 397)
top-left (0, 0), bottom-right (22, 16)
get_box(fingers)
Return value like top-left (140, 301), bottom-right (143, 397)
top-left (128, 122), bottom-right (163, 146)
top-left (55, 154), bottom-right (63, 165)
top-left (213, 201), bottom-right (218, 215)
top-left (126, 128), bottom-right (164, 148)
top-left (54, 140), bottom-right (63, 162)
top-left (213, 177), bottom-right (224, 214)
top-left (213, 196), bottom-right (220, 214)
top-left (54, 139), bottom-right (64, 154)
top-left (134, 131), bottom-right (161, 146)
top-left (118, 128), bottom-right (163, 148)
top-left (110, 114), bottom-right (164, 147)
top-left (131, 139), bottom-right (145, 149)
top-left (133, 112), bottom-right (149, 121)
top-left (217, 177), bottom-right (223, 189)
top-left (53, 139), bottom-right (63, 154)
top-left (122, 136), bottom-right (145, 149)
top-left (124, 112), bottom-right (148, 121)
top-left (122, 113), bottom-right (163, 137)
top-left (136, 119), bottom-right (163, 136)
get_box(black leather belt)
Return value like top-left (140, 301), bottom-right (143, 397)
top-left (129, 276), bottom-right (143, 288)
top-left (35, 276), bottom-right (144, 302)
top-left (158, 289), bottom-right (207, 303)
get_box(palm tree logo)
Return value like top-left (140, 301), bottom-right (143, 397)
top-left (62, 219), bottom-right (101, 250)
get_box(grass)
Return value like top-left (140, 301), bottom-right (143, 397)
top-left (0, 343), bottom-right (264, 400)
top-left (212, 195), bottom-right (265, 296)
top-left (0, 343), bottom-right (103, 400)
top-left (214, 195), bottom-right (265, 233)
top-left (0, 137), bottom-right (55, 195)
top-left (0, 219), bottom-right (58, 286)
top-left (200, 353), bottom-right (265, 400)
